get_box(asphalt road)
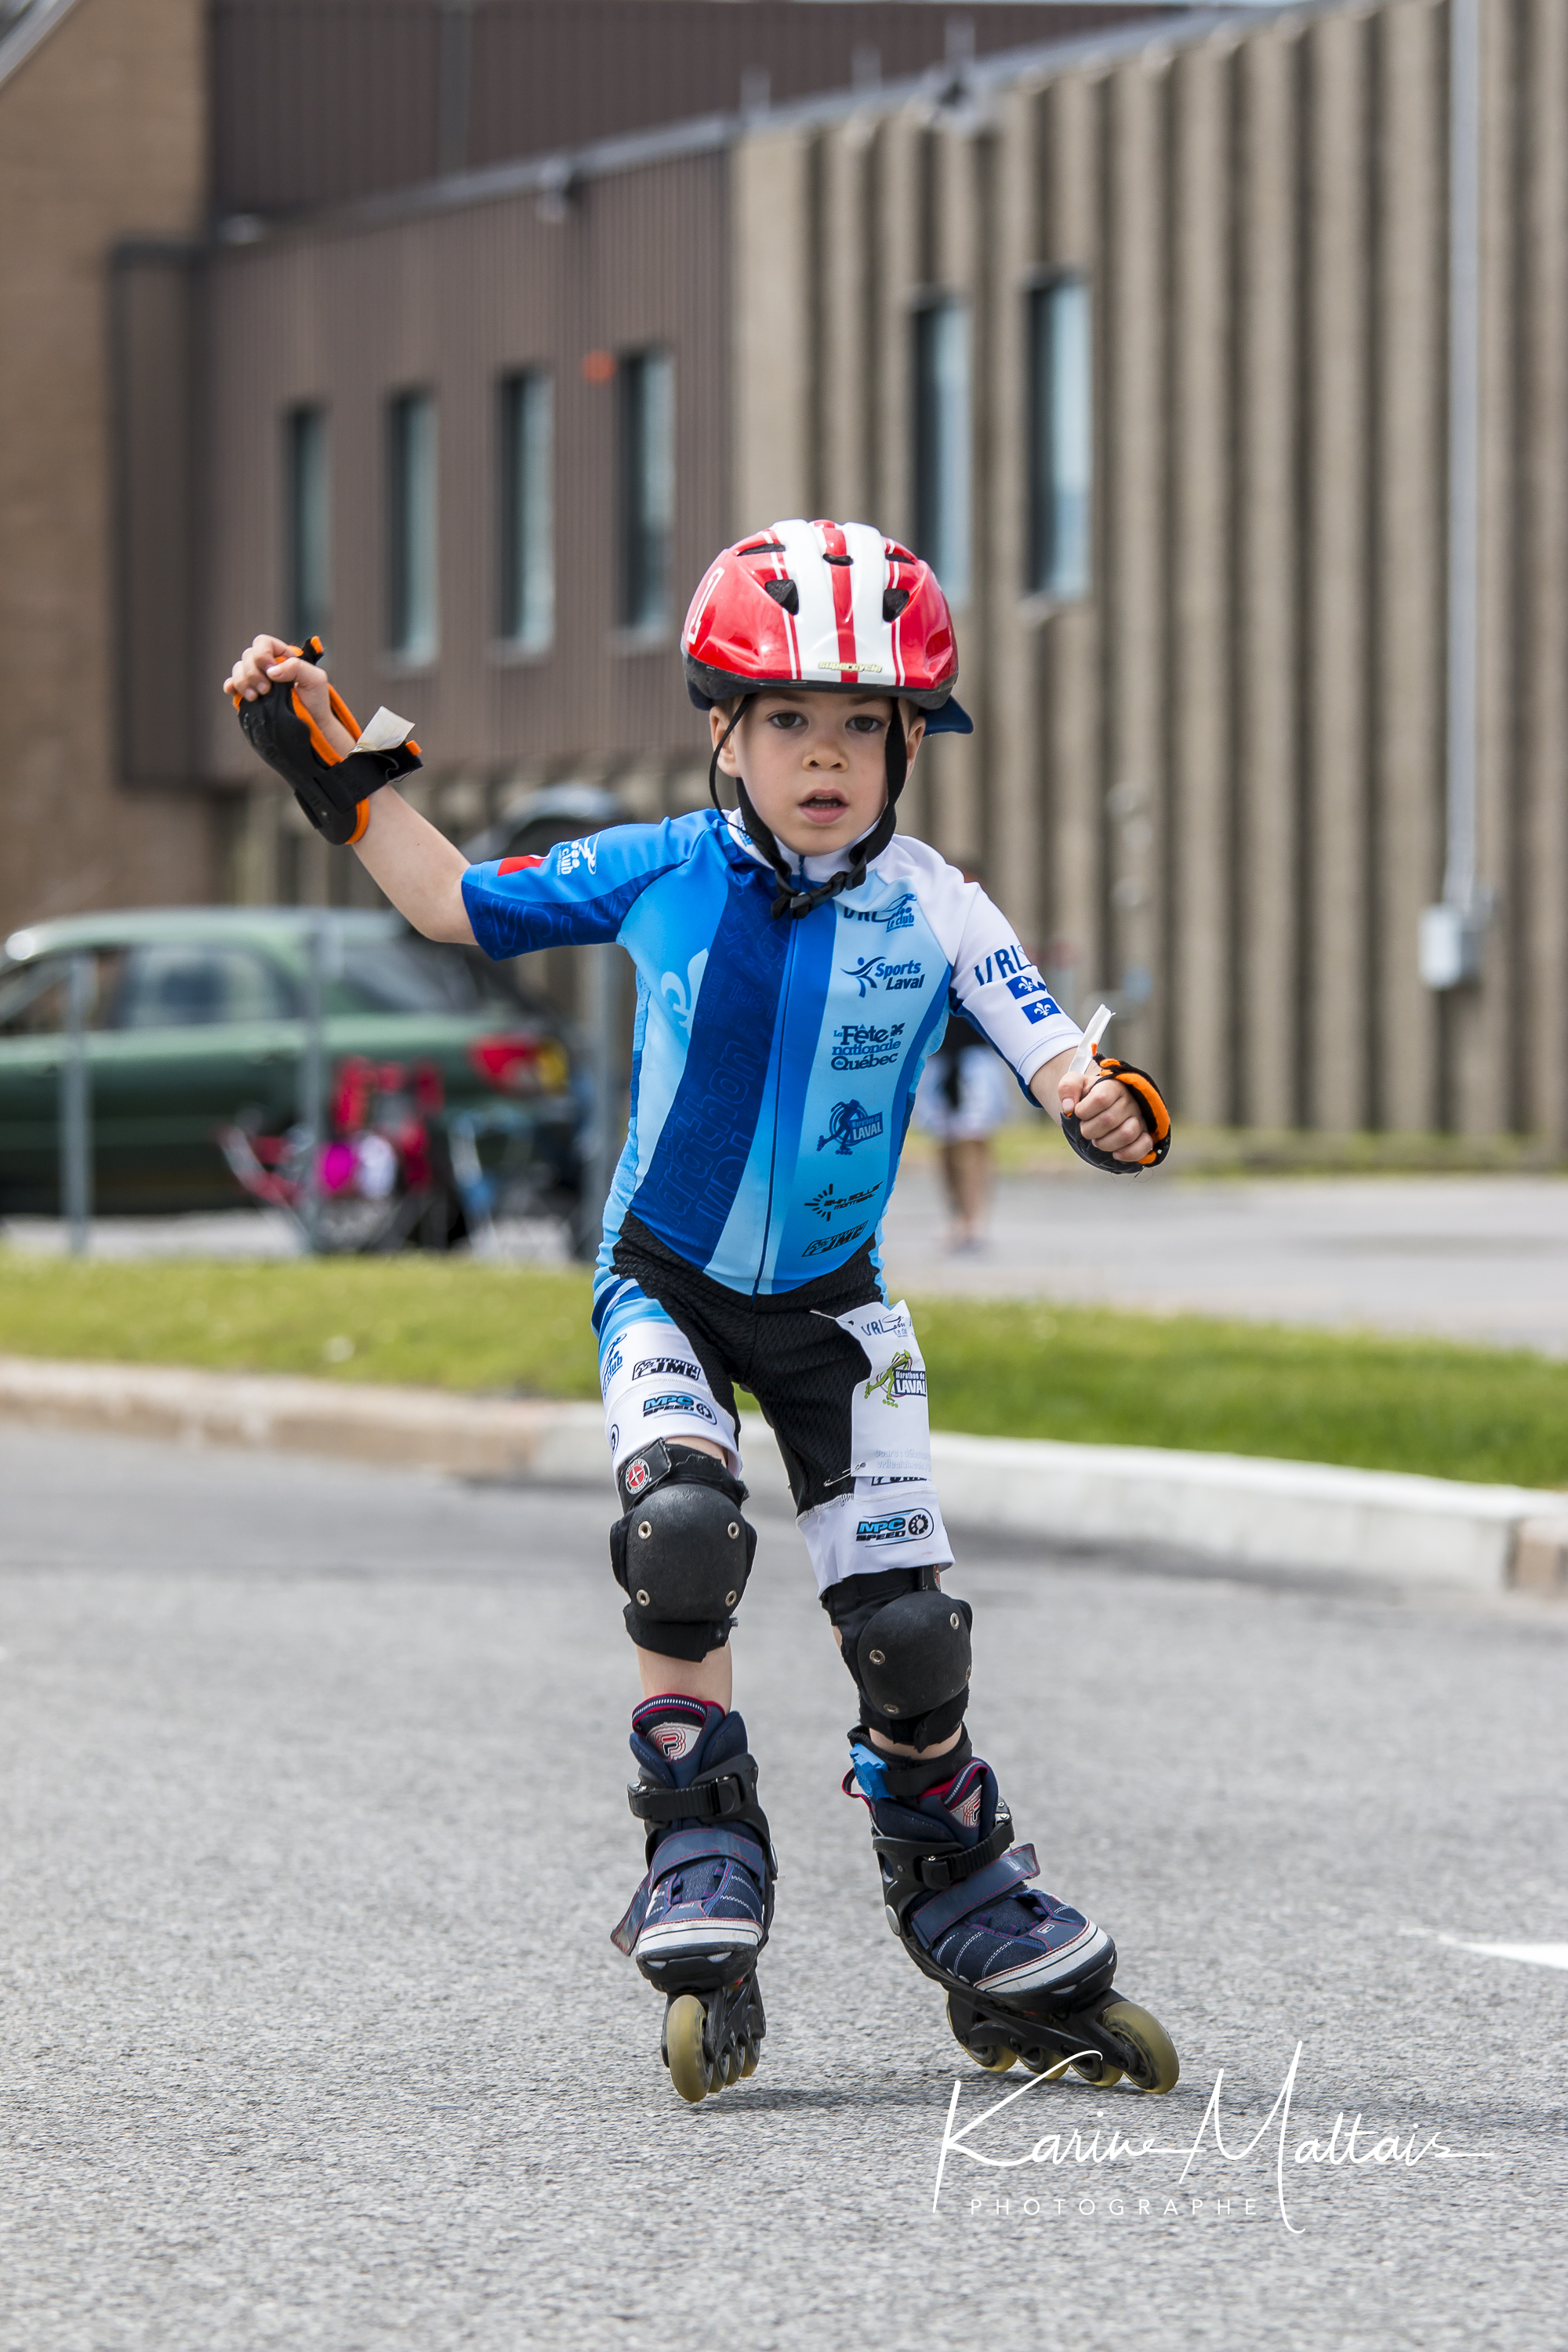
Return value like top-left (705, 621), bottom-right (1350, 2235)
top-left (0, 1427), bottom-right (1564, 2352)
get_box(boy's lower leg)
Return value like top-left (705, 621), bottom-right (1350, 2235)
top-left (608, 1435), bottom-right (774, 2101)
top-left (824, 1562), bottom-right (1175, 2089)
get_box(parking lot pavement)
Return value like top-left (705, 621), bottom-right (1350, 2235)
top-left (1, 1427), bottom-right (1563, 2352)
top-left (880, 1167), bottom-right (1568, 1353)
top-left (0, 1210), bottom-right (572, 1264)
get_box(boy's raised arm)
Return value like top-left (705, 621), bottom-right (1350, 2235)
top-left (223, 633), bottom-right (474, 944)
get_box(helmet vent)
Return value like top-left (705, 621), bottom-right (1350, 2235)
top-left (736, 537), bottom-right (786, 557)
top-left (762, 576), bottom-right (800, 615)
top-left (883, 586), bottom-right (912, 621)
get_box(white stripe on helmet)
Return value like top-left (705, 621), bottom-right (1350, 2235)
top-left (774, 518), bottom-right (840, 681)
top-left (843, 520), bottom-right (898, 688)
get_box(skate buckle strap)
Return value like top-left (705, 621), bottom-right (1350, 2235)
top-left (868, 1811), bottom-right (1017, 1893)
top-left (648, 1827), bottom-right (767, 1881)
top-left (906, 1844), bottom-right (1041, 1948)
top-left (628, 1763), bottom-right (757, 1826)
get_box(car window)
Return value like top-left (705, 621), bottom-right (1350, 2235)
top-left (332, 935), bottom-right (498, 1014)
top-left (109, 944), bottom-right (296, 1029)
top-left (0, 949), bottom-right (125, 1036)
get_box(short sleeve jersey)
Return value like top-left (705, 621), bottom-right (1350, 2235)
top-left (461, 808), bottom-right (1081, 1312)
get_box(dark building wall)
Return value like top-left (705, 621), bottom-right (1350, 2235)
top-left (209, 0), bottom-right (1176, 218)
top-left (0, 0), bottom-right (212, 942)
top-left (201, 144), bottom-right (731, 885)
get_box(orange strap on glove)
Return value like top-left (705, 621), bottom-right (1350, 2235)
top-left (233, 637), bottom-right (423, 847)
top-left (1061, 1046), bottom-right (1172, 1174)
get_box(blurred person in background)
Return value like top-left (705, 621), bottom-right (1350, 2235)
top-left (913, 864), bottom-right (1011, 1254)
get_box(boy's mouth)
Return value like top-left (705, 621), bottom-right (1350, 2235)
top-left (797, 788), bottom-right (850, 825)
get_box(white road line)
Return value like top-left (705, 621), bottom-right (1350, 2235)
top-left (1446, 1939), bottom-right (1568, 1971)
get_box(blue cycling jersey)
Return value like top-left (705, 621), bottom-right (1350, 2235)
top-left (461, 808), bottom-right (1081, 1312)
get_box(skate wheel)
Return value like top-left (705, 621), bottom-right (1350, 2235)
top-left (722, 2044), bottom-right (743, 2088)
top-left (1021, 2049), bottom-right (1073, 2080)
top-left (665, 1994), bottom-right (710, 2105)
top-left (739, 2039), bottom-right (760, 2078)
top-left (972, 2045), bottom-right (1017, 2074)
top-left (1094, 1998), bottom-right (1179, 2095)
top-left (1071, 2056), bottom-right (1124, 2089)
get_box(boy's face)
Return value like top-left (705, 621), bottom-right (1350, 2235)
top-left (710, 691), bottom-right (924, 860)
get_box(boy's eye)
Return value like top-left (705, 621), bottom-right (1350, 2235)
top-left (846, 715), bottom-right (884, 735)
top-left (766, 710), bottom-right (807, 730)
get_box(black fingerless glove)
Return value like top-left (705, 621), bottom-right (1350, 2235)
top-left (234, 636), bottom-right (423, 847)
top-left (1062, 1046), bottom-right (1172, 1174)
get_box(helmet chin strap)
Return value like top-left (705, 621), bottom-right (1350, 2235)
top-left (707, 705), bottom-right (908, 921)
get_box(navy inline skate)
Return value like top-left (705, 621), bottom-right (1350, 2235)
top-left (844, 1736), bottom-right (1179, 2091)
top-left (612, 1696), bottom-right (775, 2103)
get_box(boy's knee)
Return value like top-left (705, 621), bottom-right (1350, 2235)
top-left (609, 1440), bottom-right (758, 1658)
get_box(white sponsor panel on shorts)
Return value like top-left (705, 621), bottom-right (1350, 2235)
top-left (601, 1316), bottom-right (740, 1477)
top-left (797, 1477), bottom-right (953, 1595)
top-left (832, 1300), bottom-right (934, 1482)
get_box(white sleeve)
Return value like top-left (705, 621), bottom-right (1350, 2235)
top-left (949, 887), bottom-right (1082, 1094)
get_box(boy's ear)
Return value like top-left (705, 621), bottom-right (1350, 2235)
top-left (710, 699), bottom-right (744, 773)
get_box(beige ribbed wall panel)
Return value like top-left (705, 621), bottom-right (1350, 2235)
top-left (1303, 9), bottom-right (1374, 1131)
top-left (1234, 24), bottom-right (1303, 1128)
top-left (716, 0), bottom-right (1568, 1143)
top-left (733, 129), bottom-right (815, 532)
top-left (926, 123), bottom-right (985, 869)
top-left (821, 124), bottom-right (873, 524)
top-left (1167, 39), bottom-right (1235, 1123)
top-left (1039, 71), bottom-right (1106, 1012)
top-left (1101, 54), bottom-right (1168, 1077)
top-left (1375, 0), bottom-right (1446, 1135)
top-left (1520, 0), bottom-right (1568, 1142)
top-left (988, 82), bottom-right (1044, 949)
top-left (1458, 0), bottom-right (1519, 1134)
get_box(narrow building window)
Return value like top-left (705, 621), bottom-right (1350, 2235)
top-left (387, 390), bottom-right (438, 662)
top-left (621, 350), bottom-right (674, 633)
top-left (1028, 278), bottom-right (1092, 601)
top-left (913, 299), bottom-right (971, 608)
top-left (285, 405), bottom-right (330, 646)
top-left (499, 370), bottom-right (554, 652)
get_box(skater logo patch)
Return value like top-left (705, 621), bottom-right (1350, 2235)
top-left (817, 1099), bottom-right (884, 1156)
top-left (623, 1453), bottom-right (654, 1495)
top-left (631, 1356), bottom-right (704, 1382)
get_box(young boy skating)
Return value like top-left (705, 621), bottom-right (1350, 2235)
top-left (225, 518), bottom-right (1178, 2103)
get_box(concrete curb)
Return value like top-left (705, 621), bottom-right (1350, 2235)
top-left (0, 1354), bottom-right (1561, 1594)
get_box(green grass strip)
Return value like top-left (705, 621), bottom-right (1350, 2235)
top-left (0, 1252), bottom-right (1563, 1490)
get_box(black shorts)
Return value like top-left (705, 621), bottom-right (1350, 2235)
top-left (608, 1211), bottom-right (881, 1514)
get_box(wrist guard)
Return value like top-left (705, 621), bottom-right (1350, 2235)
top-left (1062, 1046), bottom-right (1172, 1174)
top-left (234, 637), bottom-right (423, 846)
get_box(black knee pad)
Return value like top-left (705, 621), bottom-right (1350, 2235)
top-left (822, 1565), bottom-right (973, 1751)
top-left (609, 1439), bottom-right (758, 1660)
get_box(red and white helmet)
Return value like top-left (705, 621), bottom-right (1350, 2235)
top-left (682, 518), bottom-right (972, 734)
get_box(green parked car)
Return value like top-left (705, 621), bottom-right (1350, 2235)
top-left (0, 906), bottom-right (579, 1227)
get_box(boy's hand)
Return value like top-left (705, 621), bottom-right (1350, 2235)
top-left (223, 633), bottom-right (356, 760)
top-left (1054, 1066), bottom-right (1150, 1163)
